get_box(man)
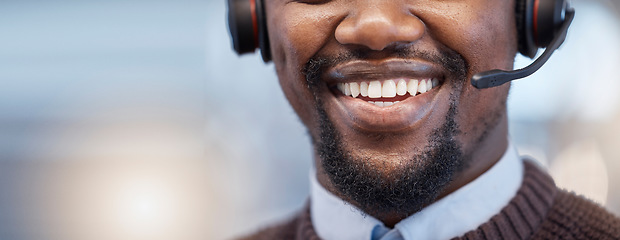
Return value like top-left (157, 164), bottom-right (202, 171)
top-left (231, 0), bottom-right (620, 239)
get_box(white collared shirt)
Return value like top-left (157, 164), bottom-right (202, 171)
top-left (310, 143), bottom-right (523, 240)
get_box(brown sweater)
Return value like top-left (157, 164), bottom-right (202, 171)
top-left (240, 161), bottom-right (620, 240)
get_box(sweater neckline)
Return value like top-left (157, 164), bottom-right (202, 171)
top-left (297, 160), bottom-right (557, 240)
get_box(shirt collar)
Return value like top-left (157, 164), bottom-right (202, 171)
top-left (310, 142), bottom-right (523, 240)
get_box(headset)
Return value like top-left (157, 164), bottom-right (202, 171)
top-left (227, 0), bottom-right (575, 89)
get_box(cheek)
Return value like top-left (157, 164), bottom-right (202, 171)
top-left (421, 1), bottom-right (517, 75)
top-left (415, 1), bottom-right (515, 144)
top-left (265, 4), bottom-right (340, 129)
top-left (456, 3), bottom-right (515, 136)
top-left (463, 10), bottom-right (517, 74)
top-left (268, 5), bottom-right (340, 68)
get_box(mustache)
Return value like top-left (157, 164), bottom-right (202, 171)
top-left (303, 47), bottom-right (468, 88)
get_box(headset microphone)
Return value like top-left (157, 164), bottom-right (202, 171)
top-left (472, 6), bottom-right (575, 89)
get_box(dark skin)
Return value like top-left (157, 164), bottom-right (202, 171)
top-left (265, 0), bottom-right (516, 226)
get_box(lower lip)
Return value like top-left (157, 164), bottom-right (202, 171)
top-left (326, 85), bottom-right (441, 132)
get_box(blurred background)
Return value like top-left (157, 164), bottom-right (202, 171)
top-left (0, 0), bottom-right (619, 239)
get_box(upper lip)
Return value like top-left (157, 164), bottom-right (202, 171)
top-left (323, 58), bottom-right (445, 84)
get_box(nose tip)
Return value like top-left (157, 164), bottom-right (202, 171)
top-left (335, 7), bottom-right (425, 51)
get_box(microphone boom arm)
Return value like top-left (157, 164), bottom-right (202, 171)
top-left (471, 8), bottom-right (575, 89)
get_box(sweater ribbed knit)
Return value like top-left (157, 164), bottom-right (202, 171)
top-left (240, 161), bottom-right (620, 240)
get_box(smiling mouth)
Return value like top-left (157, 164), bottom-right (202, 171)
top-left (334, 78), bottom-right (440, 107)
top-left (316, 58), bottom-right (449, 131)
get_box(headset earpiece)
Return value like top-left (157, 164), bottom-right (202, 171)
top-left (517, 0), bottom-right (568, 58)
top-left (534, 0), bottom-right (567, 47)
top-left (227, 0), bottom-right (271, 62)
top-left (227, 0), bottom-right (256, 55)
top-left (255, 0), bottom-right (271, 62)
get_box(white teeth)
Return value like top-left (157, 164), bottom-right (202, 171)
top-left (368, 81), bottom-right (382, 98)
top-left (418, 80), bottom-right (427, 94)
top-left (426, 79), bottom-right (433, 92)
top-left (381, 80), bottom-right (396, 98)
top-left (335, 78), bottom-right (441, 103)
top-left (408, 79), bottom-right (419, 96)
top-left (337, 83), bottom-right (345, 93)
top-left (360, 82), bottom-right (369, 97)
top-left (350, 82), bottom-right (360, 98)
top-left (373, 101), bottom-right (384, 107)
top-left (396, 79), bottom-right (407, 96)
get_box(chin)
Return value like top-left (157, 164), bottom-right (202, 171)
top-left (315, 95), bottom-right (466, 218)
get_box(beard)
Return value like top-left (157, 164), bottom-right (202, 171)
top-left (303, 46), bottom-right (470, 219)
